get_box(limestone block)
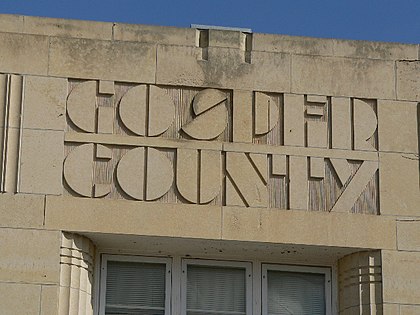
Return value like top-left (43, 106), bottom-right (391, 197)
top-left (208, 29), bottom-right (242, 49)
top-left (23, 75), bottom-right (68, 131)
top-left (307, 95), bottom-right (327, 104)
top-left (0, 14), bottom-right (24, 33)
top-left (118, 84), bottom-right (175, 136)
top-left (48, 37), bottom-right (156, 82)
top-left (254, 92), bottom-right (279, 135)
top-left (200, 150), bottom-right (222, 203)
top-left (289, 156), bottom-right (308, 210)
top-left (176, 149), bottom-right (221, 204)
top-left (378, 100), bottom-right (419, 154)
top-left (116, 147), bottom-right (173, 201)
top-left (284, 94), bottom-right (305, 146)
top-left (148, 85), bottom-right (176, 136)
top-left (396, 61), bottom-right (420, 101)
top-left (310, 157), bottom-right (325, 178)
top-left (330, 158), bottom-right (351, 186)
top-left (176, 149), bottom-right (198, 203)
top-left (222, 207), bottom-right (396, 249)
top-left (41, 285), bottom-right (59, 315)
top-left (97, 106), bottom-right (114, 134)
top-left (99, 80), bottom-right (114, 95)
top-left (253, 33), bottom-right (334, 56)
top-left (0, 193), bottom-right (44, 228)
top-left (272, 154), bottom-right (287, 175)
top-left (19, 129), bottom-right (64, 195)
top-left (156, 45), bottom-right (290, 92)
top-left (45, 196), bottom-right (222, 239)
top-left (379, 152), bottom-right (420, 216)
top-left (63, 143), bottom-right (95, 197)
top-left (400, 305), bottom-right (420, 315)
top-left (232, 90), bottom-right (253, 142)
top-left (331, 97), bottom-right (351, 150)
top-left (66, 81), bottom-right (97, 133)
top-left (0, 228), bottom-right (60, 283)
top-left (182, 89), bottom-right (228, 140)
top-left (382, 304), bottom-right (400, 315)
top-left (331, 160), bottom-right (378, 212)
top-left (333, 39), bottom-right (418, 60)
top-left (306, 121), bottom-right (328, 148)
top-left (0, 32), bottom-right (49, 75)
top-left (306, 105), bottom-right (325, 116)
top-left (0, 282), bottom-right (40, 314)
top-left (291, 54), bottom-right (395, 99)
top-left (353, 99), bottom-right (377, 151)
top-left (118, 84), bottom-right (147, 135)
top-left (397, 220), bottom-right (420, 251)
top-left (226, 152), bottom-right (268, 208)
top-left (114, 23), bottom-right (196, 45)
top-left (23, 15), bottom-right (113, 40)
top-left (382, 250), bottom-right (420, 304)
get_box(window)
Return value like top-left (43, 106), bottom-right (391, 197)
top-left (99, 255), bottom-right (171, 315)
top-left (98, 255), bottom-right (331, 315)
top-left (262, 264), bottom-right (331, 315)
top-left (181, 259), bottom-right (252, 315)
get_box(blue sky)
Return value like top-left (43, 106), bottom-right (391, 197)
top-left (0, 0), bottom-right (419, 44)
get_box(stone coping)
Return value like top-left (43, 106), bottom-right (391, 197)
top-left (0, 14), bottom-right (418, 61)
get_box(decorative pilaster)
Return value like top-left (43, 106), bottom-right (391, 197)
top-left (338, 251), bottom-right (383, 314)
top-left (59, 232), bottom-right (95, 315)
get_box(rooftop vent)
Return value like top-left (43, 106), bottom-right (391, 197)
top-left (191, 24), bottom-right (252, 33)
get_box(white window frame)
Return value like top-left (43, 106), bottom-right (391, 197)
top-left (181, 259), bottom-right (253, 315)
top-left (261, 264), bottom-right (332, 315)
top-left (99, 254), bottom-right (172, 315)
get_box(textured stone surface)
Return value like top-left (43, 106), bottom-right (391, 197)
top-left (114, 23), bottom-right (196, 45)
top-left (382, 304), bottom-right (400, 315)
top-left (45, 196), bottom-right (222, 239)
top-left (397, 220), bottom-right (420, 251)
top-left (0, 193), bottom-right (44, 228)
top-left (208, 29), bottom-right (242, 49)
top-left (23, 15), bottom-right (112, 40)
top-left (0, 14), bottom-right (418, 313)
top-left (333, 39), bottom-right (418, 60)
top-left (41, 285), bottom-right (59, 315)
top-left (291, 54), bottom-right (395, 99)
top-left (23, 75), bottom-right (68, 131)
top-left (0, 228), bottom-right (60, 284)
top-left (0, 32), bottom-right (49, 75)
top-left (378, 100), bottom-right (419, 154)
top-left (397, 61), bottom-right (420, 101)
top-left (400, 305), bottom-right (420, 315)
top-left (48, 37), bottom-right (156, 82)
top-left (156, 45), bottom-right (290, 91)
top-left (222, 207), bottom-right (396, 249)
top-left (232, 90), bottom-right (253, 142)
top-left (379, 152), bottom-right (420, 216)
top-left (0, 14), bottom-right (24, 33)
top-left (253, 33), bottom-right (334, 55)
top-left (19, 129), bottom-right (64, 195)
top-left (0, 282), bottom-right (41, 314)
top-left (382, 250), bottom-right (420, 304)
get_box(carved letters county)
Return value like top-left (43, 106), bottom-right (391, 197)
top-left (64, 80), bottom-right (379, 214)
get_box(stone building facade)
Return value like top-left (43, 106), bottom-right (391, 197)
top-left (0, 14), bottom-right (419, 315)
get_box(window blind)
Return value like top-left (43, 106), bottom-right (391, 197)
top-left (186, 265), bottom-right (247, 315)
top-left (267, 270), bottom-right (325, 315)
top-left (105, 260), bottom-right (166, 315)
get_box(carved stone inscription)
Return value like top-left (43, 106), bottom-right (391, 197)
top-left (64, 80), bottom-right (379, 214)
